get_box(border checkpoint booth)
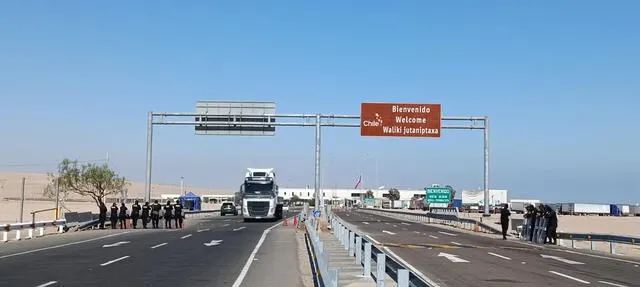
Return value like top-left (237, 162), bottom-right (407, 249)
top-left (179, 192), bottom-right (201, 211)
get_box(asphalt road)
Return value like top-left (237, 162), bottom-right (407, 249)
top-left (0, 212), bottom-right (298, 287)
top-left (334, 209), bottom-right (640, 287)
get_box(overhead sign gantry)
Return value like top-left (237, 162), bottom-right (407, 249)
top-left (145, 101), bottom-right (491, 215)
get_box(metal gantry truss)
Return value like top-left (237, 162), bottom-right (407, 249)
top-left (146, 112), bottom-right (491, 215)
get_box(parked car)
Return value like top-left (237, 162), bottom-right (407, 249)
top-left (221, 202), bottom-right (238, 216)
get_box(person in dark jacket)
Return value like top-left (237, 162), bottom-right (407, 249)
top-left (151, 200), bottom-right (161, 229)
top-left (98, 202), bottom-right (108, 229)
top-left (163, 200), bottom-right (173, 229)
top-left (173, 200), bottom-right (184, 228)
top-left (500, 203), bottom-right (511, 240)
top-left (110, 203), bottom-right (118, 229)
top-left (131, 200), bottom-right (141, 229)
top-left (524, 205), bottom-right (537, 241)
top-left (141, 202), bottom-right (151, 229)
top-left (118, 203), bottom-right (128, 229)
top-left (545, 205), bottom-right (558, 245)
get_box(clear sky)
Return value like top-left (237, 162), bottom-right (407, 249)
top-left (1, 1), bottom-right (638, 203)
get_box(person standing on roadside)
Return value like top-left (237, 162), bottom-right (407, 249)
top-left (163, 200), bottom-right (173, 229)
top-left (141, 202), bottom-right (151, 229)
top-left (131, 200), bottom-right (141, 229)
top-left (151, 200), bottom-right (162, 229)
top-left (173, 200), bottom-right (184, 228)
top-left (99, 202), bottom-right (108, 229)
top-left (119, 203), bottom-right (128, 229)
top-left (110, 203), bottom-right (118, 229)
top-left (500, 203), bottom-right (511, 240)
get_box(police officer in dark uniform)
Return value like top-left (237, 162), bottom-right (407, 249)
top-left (523, 204), bottom-right (537, 241)
top-left (110, 203), bottom-right (118, 229)
top-left (118, 203), bottom-right (128, 229)
top-left (500, 203), bottom-right (511, 240)
top-left (151, 200), bottom-right (162, 229)
top-left (99, 202), bottom-right (108, 229)
top-left (173, 200), bottom-right (184, 228)
top-left (131, 200), bottom-right (141, 229)
top-left (163, 200), bottom-right (173, 229)
top-left (141, 202), bottom-right (151, 229)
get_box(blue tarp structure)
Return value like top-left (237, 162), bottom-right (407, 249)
top-left (179, 192), bottom-right (201, 211)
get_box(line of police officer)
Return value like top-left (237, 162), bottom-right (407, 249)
top-left (523, 203), bottom-right (558, 244)
top-left (98, 199), bottom-right (184, 229)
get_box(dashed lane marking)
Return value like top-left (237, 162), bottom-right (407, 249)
top-left (35, 281), bottom-right (58, 287)
top-left (100, 256), bottom-right (130, 267)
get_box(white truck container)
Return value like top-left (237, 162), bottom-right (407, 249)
top-left (573, 203), bottom-right (609, 215)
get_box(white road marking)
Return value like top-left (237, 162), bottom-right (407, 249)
top-left (438, 252), bottom-right (469, 263)
top-left (150, 243), bottom-right (167, 249)
top-left (401, 222), bottom-right (411, 226)
top-left (488, 252), bottom-right (512, 260)
top-left (450, 241), bottom-right (463, 246)
top-left (35, 281), bottom-right (58, 287)
top-left (233, 227), bottom-right (246, 232)
top-left (540, 254), bottom-right (584, 265)
top-left (429, 235), bottom-right (439, 239)
top-left (556, 249), bottom-right (640, 265)
top-left (180, 234), bottom-right (192, 239)
top-left (231, 221), bottom-right (282, 287)
top-left (393, 225), bottom-right (398, 227)
top-left (102, 241), bottom-right (130, 248)
top-left (100, 256), bottom-right (130, 266)
top-left (598, 281), bottom-right (628, 287)
top-left (438, 231), bottom-right (457, 236)
top-left (548, 271), bottom-right (590, 284)
top-left (0, 232), bottom-right (129, 260)
top-left (385, 222), bottom-right (390, 225)
top-left (413, 231), bottom-right (421, 234)
top-left (197, 228), bottom-right (210, 232)
top-left (382, 230), bottom-right (396, 235)
top-left (204, 240), bottom-right (223, 246)
top-left (363, 222), bottom-right (370, 225)
top-left (223, 224), bottom-right (230, 227)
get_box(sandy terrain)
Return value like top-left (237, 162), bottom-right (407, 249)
top-left (0, 172), bottom-right (234, 224)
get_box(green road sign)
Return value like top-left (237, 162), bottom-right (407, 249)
top-left (425, 187), bottom-right (451, 204)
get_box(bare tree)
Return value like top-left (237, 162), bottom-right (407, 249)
top-left (43, 159), bottom-right (129, 210)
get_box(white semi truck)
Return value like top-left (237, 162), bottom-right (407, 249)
top-left (240, 168), bottom-right (283, 222)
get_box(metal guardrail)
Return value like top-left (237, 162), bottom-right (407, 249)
top-left (518, 217), bottom-right (640, 255)
top-left (304, 206), bottom-right (433, 287)
top-left (2, 219), bottom-right (67, 242)
top-left (361, 208), bottom-right (502, 234)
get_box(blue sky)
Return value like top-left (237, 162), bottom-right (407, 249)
top-left (1, 1), bottom-right (638, 203)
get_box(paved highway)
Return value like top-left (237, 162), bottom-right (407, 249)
top-left (334, 209), bottom-right (640, 287)
top-left (0, 213), bottom-right (302, 287)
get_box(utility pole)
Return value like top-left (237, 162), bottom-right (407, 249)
top-left (180, 176), bottom-right (184, 195)
top-left (19, 177), bottom-right (26, 223)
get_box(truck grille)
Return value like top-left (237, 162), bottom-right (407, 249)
top-left (248, 201), bottom-right (269, 217)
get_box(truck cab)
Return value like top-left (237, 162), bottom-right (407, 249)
top-left (240, 168), bottom-right (283, 222)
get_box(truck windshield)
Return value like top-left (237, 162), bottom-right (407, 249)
top-left (244, 182), bottom-right (274, 194)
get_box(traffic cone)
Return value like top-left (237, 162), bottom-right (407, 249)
top-left (293, 216), bottom-right (299, 226)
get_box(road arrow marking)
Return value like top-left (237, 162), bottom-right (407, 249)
top-left (382, 230), bottom-right (396, 235)
top-left (102, 241), bottom-right (130, 248)
top-left (204, 240), bottom-right (223, 247)
top-left (181, 234), bottom-right (192, 239)
top-left (197, 228), bottom-right (210, 233)
top-left (488, 252), bottom-right (512, 260)
top-left (541, 254), bottom-right (585, 265)
top-left (438, 231), bottom-right (457, 236)
top-left (233, 227), bottom-right (246, 232)
top-left (438, 252), bottom-right (469, 263)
